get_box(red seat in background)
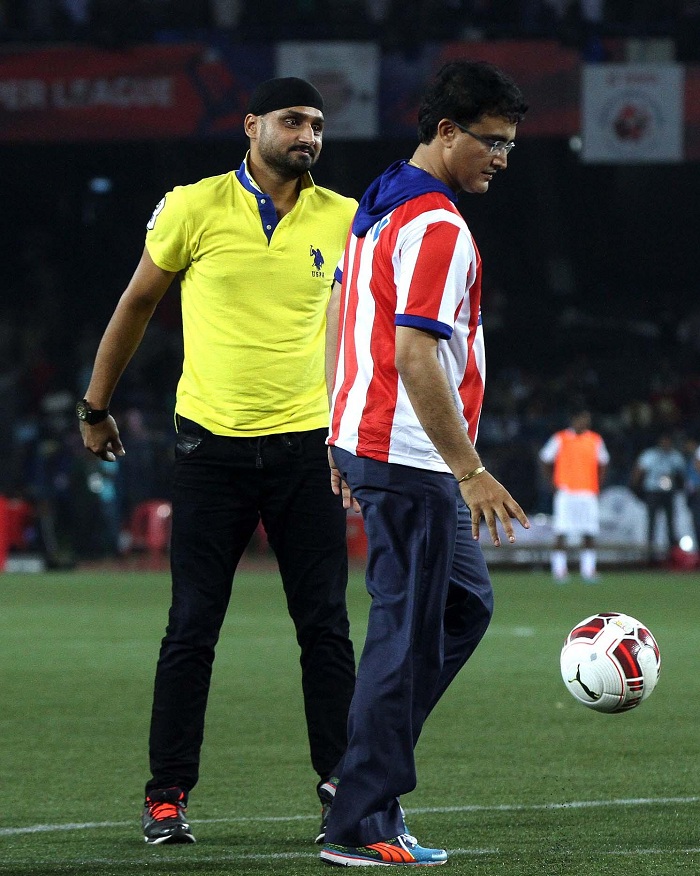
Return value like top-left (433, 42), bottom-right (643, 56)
top-left (128, 500), bottom-right (172, 553)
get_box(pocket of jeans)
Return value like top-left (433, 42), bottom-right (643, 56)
top-left (175, 432), bottom-right (205, 459)
top-left (281, 433), bottom-right (303, 457)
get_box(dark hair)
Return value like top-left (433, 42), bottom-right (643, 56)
top-left (568, 396), bottom-right (590, 419)
top-left (417, 60), bottom-right (528, 144)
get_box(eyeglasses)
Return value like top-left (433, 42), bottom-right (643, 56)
top-left (449, 120), bottom-right (515, 155)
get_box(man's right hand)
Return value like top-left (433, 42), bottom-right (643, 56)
top-left (328, 447), bottom-right (360, 513)
top-left (459, 470), bottom-right (529, 547)
top-left (80, 415), bottom-right (125, 462)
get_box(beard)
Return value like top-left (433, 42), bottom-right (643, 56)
top-left (258, 138), bottom-right (318, 180)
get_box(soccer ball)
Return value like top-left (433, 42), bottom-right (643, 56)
top-left (560, 612), bottom-right (660, 714)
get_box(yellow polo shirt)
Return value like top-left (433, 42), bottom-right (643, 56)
top-left (145, 158), bottom-right (356, 436)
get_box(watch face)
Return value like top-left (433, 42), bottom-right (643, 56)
top-left (76, 400), bottom-right (109, 424)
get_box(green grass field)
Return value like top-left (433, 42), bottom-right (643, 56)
top-left (1, 566), bottom-right (699, 875)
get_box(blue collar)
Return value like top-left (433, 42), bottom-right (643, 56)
top-left (352, 160), bottom-right (457, 238)
top-left (235, 157), bottom-right (280, 243)
top-left (234, 155), bottom-right (313, 244)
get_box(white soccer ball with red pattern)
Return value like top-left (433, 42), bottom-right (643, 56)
top-left (560, 612), bottom-right (661, 713)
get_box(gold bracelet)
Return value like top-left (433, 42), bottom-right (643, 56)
top-left (457, 466), bottom-right (486, 484)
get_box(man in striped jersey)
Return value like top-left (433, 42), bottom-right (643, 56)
top-left (320, 61), bottom-right (530, 867)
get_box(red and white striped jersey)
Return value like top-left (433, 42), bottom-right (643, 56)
top-left (329, 188), bottom-right (485, 471)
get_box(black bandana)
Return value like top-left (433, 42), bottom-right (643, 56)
top-left (247, 77), bottom-right (324, 115)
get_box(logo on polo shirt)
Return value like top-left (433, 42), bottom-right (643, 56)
top-left (147, 196), bottom-right (166, 230)
top-left (310, 245), bottom-right (325, 277)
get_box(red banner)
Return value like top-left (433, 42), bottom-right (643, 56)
top-left (1, 41), bottom-right (699, 158)
top-left (686, 66), bottom-right (700, 158)
top-left (381, 40), bottom-right (700, 159)
top-left (438, 40), bottom-right (582, 136)
top-left (0, 43), bottom-right (272, 141)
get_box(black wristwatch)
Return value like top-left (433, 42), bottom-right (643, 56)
top-left (76, 398), bottom-right (110, 425)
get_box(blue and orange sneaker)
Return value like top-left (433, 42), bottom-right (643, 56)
top-left (320, 833), bottom-right (447, 866)
top-left (316, 777), bottom-right (339, 844)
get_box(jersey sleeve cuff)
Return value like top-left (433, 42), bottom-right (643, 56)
top-left (395, 314), bottom-right (453, 340)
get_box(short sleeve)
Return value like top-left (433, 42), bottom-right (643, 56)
top-left (539, 434), bottom-right (560, 463)
top-left (145, 186), bottom-right (192, 272)
top-left (394, 212), bottom-right (474, 341)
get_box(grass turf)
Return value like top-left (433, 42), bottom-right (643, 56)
top-left (0, 566), bottom-right (698, 874)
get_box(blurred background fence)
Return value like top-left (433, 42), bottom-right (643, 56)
top-left (2, 0), bottom-right (700, 569)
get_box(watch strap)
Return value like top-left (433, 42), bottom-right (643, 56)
top-left (76, 399), bottom-right (110, 425)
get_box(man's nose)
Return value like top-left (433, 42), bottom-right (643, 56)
top-left (297, 123), bottom-right (316, 143)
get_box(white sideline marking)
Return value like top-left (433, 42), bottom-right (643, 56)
top-left (1, 796), bottom-right (698, 838)
top-left (408, 795), bottom-right (700, 814)
top-left (0, 850), bottom-right (498, 865)
top-left (606, 848), bottom-right (700, 856)
top-left (2, 848), bottom-right (700, 867)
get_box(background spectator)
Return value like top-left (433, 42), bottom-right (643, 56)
top-left (631, 433), bottom-right (687, 563)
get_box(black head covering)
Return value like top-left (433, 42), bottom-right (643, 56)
top-left (247, 77), bottom-right (324, 115)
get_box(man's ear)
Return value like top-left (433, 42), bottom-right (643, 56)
top-left (436, 118), bottom-right (458, 145)
top-left (244, 113), bottom-right (258, 139)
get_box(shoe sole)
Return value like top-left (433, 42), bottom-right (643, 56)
top-left (144, 830), bottom-right (196, 845)
top-left (320, 849), bottom-right (447, 866)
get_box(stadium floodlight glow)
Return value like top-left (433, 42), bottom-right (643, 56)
top-left (89, 177), bottom-right (113, 194)
top-left (679, 534), bottom-right (694, 553)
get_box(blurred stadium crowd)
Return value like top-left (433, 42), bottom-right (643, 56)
top-left (2, 0), bottom-right (700, 566)
top-left (3, 201), bottom-right (700, 567)
top-left (0, 0), bottom-right (698, 60)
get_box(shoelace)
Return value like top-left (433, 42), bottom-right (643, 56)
top-left (396, 833), bottom-right (418, 850)
top-left (147, 800), bottom-right (182, 821)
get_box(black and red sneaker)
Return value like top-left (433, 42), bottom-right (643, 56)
top-left (315, 776), bottom-right (338, 844)
top-left (142, 787), bottom-right (196, 844)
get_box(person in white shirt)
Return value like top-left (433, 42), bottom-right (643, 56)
top-left (631, 433), bottom-right (686, 563)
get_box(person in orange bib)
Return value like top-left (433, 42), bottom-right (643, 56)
top-left (539, 408), bottom-right (609, 582)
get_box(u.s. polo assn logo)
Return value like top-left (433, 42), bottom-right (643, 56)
top-left (310, 245), bottom-right (325, 277)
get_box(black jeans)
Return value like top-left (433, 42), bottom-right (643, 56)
top-left (146, 419), bottom-right (356, 797)
top-left (644, 489), bottom-right (677, 554)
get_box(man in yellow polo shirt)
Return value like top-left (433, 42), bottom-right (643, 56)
top-left (78, 77), bottom-right (357, 845)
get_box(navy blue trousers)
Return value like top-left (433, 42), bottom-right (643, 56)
top-left (325, 448), bottom-right (493, 847)
top-left (146, 421), bottom-right (356, 797)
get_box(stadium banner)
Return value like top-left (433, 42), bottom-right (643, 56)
top-left (0, 42), bottom-right (273, 141)
top-left (581, 63), bottom-right (684, 163)
top-left (275, 41), bottom-right (380, 139)
top-left (0, 41), bottom-right (699, 155)
top-left (381, 40), bottom-right (582, 139)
